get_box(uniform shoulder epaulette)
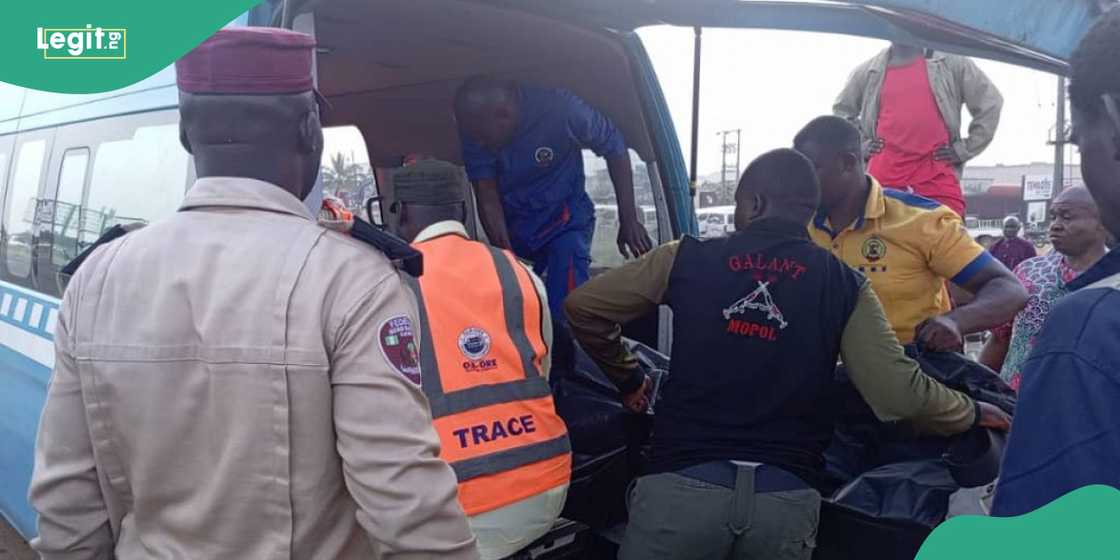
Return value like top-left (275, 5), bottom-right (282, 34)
top-left (60, 222), bottom-right (144, 277)
top-left (349, 218), bottom-right (424, 277)
top-left (57, 222), bottom-right (145, 293)
top-left (317, 197), bottom-right (423, 277)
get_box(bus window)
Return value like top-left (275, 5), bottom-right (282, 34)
top-left (51, 149), bottom-right (90, 268)
top-left (319, 126), bottom-right (374, 219)
top-left (5, 139), bottom-right (48, 281)
top-left (0, 83), bottom-right (23, 125)
top-left (585, 149), bottom-right (658, 270)
top-left (83, 123), bottom-right (189, 245)
top-left (0, 150), bottom-right (8, 200)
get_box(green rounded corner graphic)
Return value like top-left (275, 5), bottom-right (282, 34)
top-left (2, 0), bottom-right (263, 93)
top-left (917, 485), bottom-right (1120, 559)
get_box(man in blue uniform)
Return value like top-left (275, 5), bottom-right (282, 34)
top-left (454, 77), bottom-right (653, 322)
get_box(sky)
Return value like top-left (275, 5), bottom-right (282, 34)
top-left (635, 26), bottom-right (1078, 179)
top-left (323, 26), bottom-right (1079, 177)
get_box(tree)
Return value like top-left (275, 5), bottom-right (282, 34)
top-left (322, 152), bottom-right (376, 212)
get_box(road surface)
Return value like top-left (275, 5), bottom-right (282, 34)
top-left (0, 519), bottom-right (33, 560)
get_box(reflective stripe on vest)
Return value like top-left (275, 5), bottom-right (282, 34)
top-left (407, 234), bottom-right (571, 515)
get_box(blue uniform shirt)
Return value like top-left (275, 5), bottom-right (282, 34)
top-left (462, 87), bottom-right (627, 255)
top-left (991, 248), bottom-right (1120, 517)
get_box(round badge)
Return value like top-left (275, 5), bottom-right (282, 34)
top-left (861, 236), bottom-right (887, 262)
top-left (458, 327), bottom-right (492, 360)
top-left (379, 315), bottom-right (421, 386)
top-left (534, 146), bottom-right (555, 167)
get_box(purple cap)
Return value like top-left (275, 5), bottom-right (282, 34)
top-left (176, 27), bottom-right (316, 95)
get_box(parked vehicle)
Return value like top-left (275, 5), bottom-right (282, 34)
top-left (697, 205), bottom-right (736, 238)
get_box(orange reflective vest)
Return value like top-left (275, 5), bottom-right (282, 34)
top-left (407, 232), bottom-right (571, 516)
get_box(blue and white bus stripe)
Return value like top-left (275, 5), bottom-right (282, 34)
top-left (0, 280), bottom-right (61, 370)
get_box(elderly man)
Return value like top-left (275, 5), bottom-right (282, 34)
top-left (566, 148), bottom-right (1008, 560)
top-left (979, 188), bottom-right (1109, 389)
top-left (992, 6), bottom-right (1120, 516)
top-left (393, 161), bottom-right (571, 560)
top-left (835, 43), bottom-right (1003, 217)
top-left (989, 216), bottom-right (1037, 273)
top-left (29, 28), bottom-right (477, 559)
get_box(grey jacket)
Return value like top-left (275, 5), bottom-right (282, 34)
top-left (834, 49), bottom-right (1003, 170)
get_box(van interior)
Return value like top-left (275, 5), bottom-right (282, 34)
top-left (296, 0), bottom-right (678, 351)
top-left (305, 0), bottom-right (667, 243)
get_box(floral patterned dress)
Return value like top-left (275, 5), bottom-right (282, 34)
top-left (993, 252), bottom-right (1079, 391)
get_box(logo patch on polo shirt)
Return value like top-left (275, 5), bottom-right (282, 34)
top-left (379, 315), bottom-right (421, 386)
top-left (862, 236), bottom-right (887, 262)
top-left (534, 146), bottom-right (555, 167)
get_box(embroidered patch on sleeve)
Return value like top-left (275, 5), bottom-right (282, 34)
top-left (379, 315), bottom-right (422, 386)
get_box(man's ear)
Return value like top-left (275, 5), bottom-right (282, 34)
top-left (299, 109), bottom-right (323, 155)
top-left (841, 152), bottom-right (860, 174)
top-left (179, 122), bottom-right (193, 155)
top-left (734, 195), bottom-right (756, 231)
top-left (752, 194), bottom-right (768, 220)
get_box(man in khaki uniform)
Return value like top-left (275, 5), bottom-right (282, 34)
top-left (29, 28), bottom-right (478, 560)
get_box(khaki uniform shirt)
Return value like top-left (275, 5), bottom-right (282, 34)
top-left (29, 177), bottom-right (479, 560)
top-left (834, 49), bottom-right (1003, 169)
top-left (565, 239), bottom-right (976, 436)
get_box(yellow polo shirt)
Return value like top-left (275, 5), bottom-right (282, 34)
top-left (809, 176), bottom-right (992, 344)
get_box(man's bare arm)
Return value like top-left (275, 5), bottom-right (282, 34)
top-left (471, 179), bottom-right (512, 250)
top-left (917, 260), bottom-right (1027, 352)
top-left (606, 152), bottom-right (653, 259)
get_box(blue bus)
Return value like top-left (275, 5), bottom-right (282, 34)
top-left (0, 0), bottom-right (1099, 541)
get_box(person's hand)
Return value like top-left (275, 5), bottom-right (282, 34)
top-left (915, 315), bottom-right (964, 352)
top-left (618, 216), bottom-right (654, 260)
top-left (622, 375), bottom-right (652, 413)
top-left (977, 402), bottom-right (1012, 432)
top-left (867, 137), bottom-right (885, 156)
top-left (933, 144), bottom-right (963, 165)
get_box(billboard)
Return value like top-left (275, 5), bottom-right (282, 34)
top-left (1027, 201), bottom-right (1048, 225)
top-left (1023, 175), bottom-right (1054, 201)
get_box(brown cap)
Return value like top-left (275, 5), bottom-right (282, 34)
top-left (176, 27), bottom-right (316, 94)
top-left (394, 160), bottom-right (466, 205)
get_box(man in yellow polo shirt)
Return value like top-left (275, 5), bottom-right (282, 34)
top-left (794, 116), bottom-right (1026, 349)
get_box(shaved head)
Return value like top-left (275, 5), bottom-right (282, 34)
top-left (793, 116), bottom-right (866, 209)
top-left (179, 91), bottom-right (323, 199)
top-left (1054, 186), bottom-right (1097, 207)
top-left (735, 148), bottom-right (820, 229)
top-left (454, 76), bottom-right (516, 114)
top-left (1049, 186), bottom-right (1107, 258)
top-left (453, 76), bottom-right (521, 150)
